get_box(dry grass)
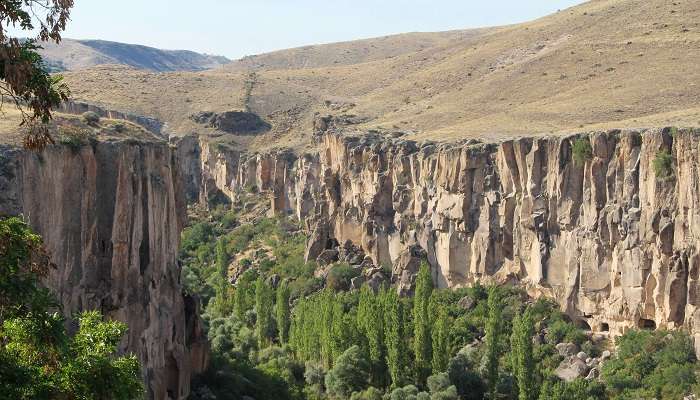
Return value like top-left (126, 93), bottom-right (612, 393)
top-left (0, 107), bottom-right (160, 147)
top-left (33, 0), bottom-right (700, 151)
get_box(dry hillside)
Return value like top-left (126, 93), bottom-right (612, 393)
top-left (33, 0), bottom-right (700, 151)
top-left (38, 39), bottom-right (230, 72)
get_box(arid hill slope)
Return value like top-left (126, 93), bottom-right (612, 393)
top-left (54, 0), bottom-right (699, 151)
top-left (38, 39), bottom-right (230, 72)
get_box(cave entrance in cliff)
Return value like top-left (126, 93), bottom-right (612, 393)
top-left (575, 319), bottom-right (592, 331)
top-left (600, 322), bottom-right (610, 332)
top-left (639, 319), bottom-right (656, 330)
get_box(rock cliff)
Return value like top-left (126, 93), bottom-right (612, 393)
top-left (193, 127), bottom-right (700, 350)
top-left (0, 141), bottom-right (207, 400)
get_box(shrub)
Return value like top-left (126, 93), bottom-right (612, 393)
top-left (571, 137), bottom-right (592, 165)
top-left (326, 263), bottom-right (360, 291)
top-left (58, 128), bottom-right (95, 152)
top-left (447, 352), bottom-right (485, 400)
top-left (350, 387), bottom-right (383, 400)
top-left (601, 330), bottom-right (698, 399)
top-left (653, 150), bottom-right (674, 179)
top-left (325, 345), bottom-right (370, 398)
top-left (82, 111), bottom-right (100, 125)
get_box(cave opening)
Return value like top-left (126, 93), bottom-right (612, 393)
top-left (639, 319), bottom-right (656, 330)
top-left (576, 319), bottom-right (592, 331)
top-left (600, 322), bottom-right (610, 332)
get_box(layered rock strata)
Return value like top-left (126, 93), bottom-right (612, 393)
top-left (194, 127), bottom-right (700, 349)
top-left (0, 141), bottom-right (207, 400)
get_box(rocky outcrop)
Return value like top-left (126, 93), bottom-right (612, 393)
top-left (0, 141), bottom-right (207, 400)
top-left (57, 100), bottom-right (166, 137)
top-left (190, 111), bottom-right (271, 135)
top-left (192, 127), bottom-right (700, 350)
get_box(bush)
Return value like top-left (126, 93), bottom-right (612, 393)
top-left (326, 263), bottom-right (360, 291)
top-left (601, 330), bottom-right (698, 399)
top-left (82, 111), bottom-right (100, 125)
top-left (544, 313), bottom-right (586, 345)
top-left (350, 387), bottom-right (383, 400)
top-left (447, 353), bottom-right (485, 400)
top-left (58, 128), bottom-right (95, 152)
top-left (325, 345), bottom-right (370, 398)
top-left (653, 150), bottom-right (674, 179)
top-left (571, 137), bottom-right (592, 165)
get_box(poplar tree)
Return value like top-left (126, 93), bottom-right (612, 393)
top-left (255, 276), bottom-right (274, 348)
top-left (485, 287), bottom-right (503, 399)
top-left (511, 307), bottom-right (535, 400)
top-left (319, 289), bottom-right (335, 367)
top-left (384, 288), bottom-right (407, 388)
top-left (413, 262), bottom-right (434, 385)
top-left (234, 270), bottom-right (256, 321)
top-left (358, 286), bottom-right (385, 385)
top-left (431, 306), bottom-right (451, 373)
top-left (276, 281), bottom-right (291, 343)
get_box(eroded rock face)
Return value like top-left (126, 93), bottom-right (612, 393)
top-left (193, 127), bottom-right (700, 348)
top-left (190, 111), bottom-right (271, 134)
top-left (0, 141), bottom-right (207, 400)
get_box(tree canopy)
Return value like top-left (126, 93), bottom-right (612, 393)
top-left (0, 216), bottom-right (143, 399)
top-left (1, 0), bottom-right (73, 149)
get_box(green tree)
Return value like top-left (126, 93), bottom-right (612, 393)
top-left (234, 269), bottom-right (257, 321)
top-left (325, 345), bottom-right (370, 398)
top-left (255, 276), bottom-right (275, 348)
top-left (358, 285), bottom-right (385, 386)
top-left (431, 306), bottom-right (451, 374)
top-left (485, 287), bottom-right (503, 399)
top-left (0, 0), bottom-right (73, 149)
top-left (511, 307), bottom-right (535, 400)
top-left (0, 217), bottom-right (142, 399)
top-left (413, 262), bottom-right (434, 385)
top-left (384, 288), bottom-right (407, 388)
top-left (276, 281), bottom-right (291, 344)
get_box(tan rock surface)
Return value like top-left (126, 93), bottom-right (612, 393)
top-left (0, 141), bottom-right (207, 400)
top-left (194, 127), bottom-right (700, 346)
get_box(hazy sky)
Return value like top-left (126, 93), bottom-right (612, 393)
top-left (45, 0), bottom-right (584, 59)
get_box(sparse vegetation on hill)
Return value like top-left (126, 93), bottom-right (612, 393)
top-left (54, 0), bottom-right (700, 152)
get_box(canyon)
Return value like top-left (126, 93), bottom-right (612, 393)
top-left (191, 127), bottom-right (700, 352)
top-left (2, 124), bottom-right (700, 397)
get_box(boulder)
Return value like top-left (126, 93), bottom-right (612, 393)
top-left (555, 357), bottom-right (590, 382)
top-left (305, 222), bottom-right (330, 263)
top-left (316, 249), bottom-right (339, 266)
top-left (350, 276), bottom-right (366, 291)
top-left (394, 245), bottom-right (427, 296)
top-left (556, 342), bottom-right (579, 357)
top-left (190, 111), bottom-right (271, 134)
top-left (457, 295), bottom-right (476, 310)
top-left (576, 351), bottom-right (588, 361)
top-left (585, 367), bottom-right (599, 381)
top-left (367, 272), bottom-right (387, 293)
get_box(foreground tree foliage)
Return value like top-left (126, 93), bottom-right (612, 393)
top-left (0, 216), bottom-right (142, 399)
top-left (1, 0), bottom-right (73, 149)
top-left (181, 207), bottom-right (700, 400)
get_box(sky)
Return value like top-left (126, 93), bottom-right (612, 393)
top-left (34, 0), bottom-right (585, 59)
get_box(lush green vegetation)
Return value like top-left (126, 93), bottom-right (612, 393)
top-left (182, 202), bottom-right (700, 400)
top-left (0, 217), bottom-right (142, 399)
